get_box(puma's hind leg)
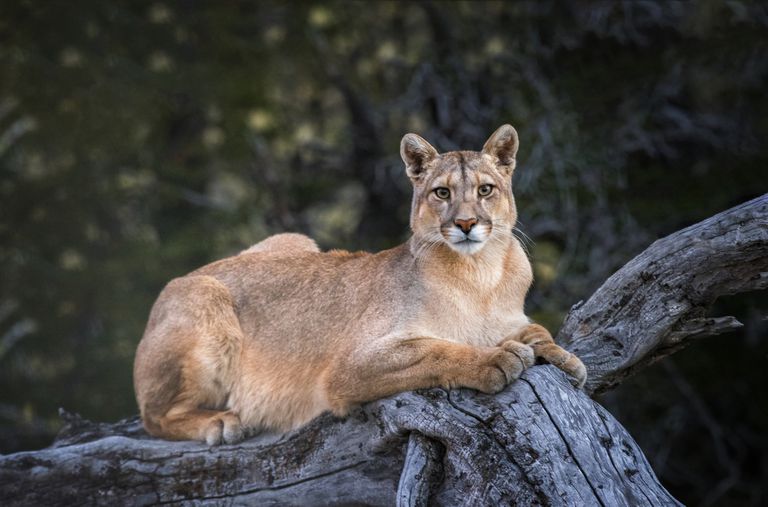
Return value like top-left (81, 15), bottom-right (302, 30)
top-left (500, 323), bottom-right (587, 388)
top-left (133, 275), bottom-right (246, 445)
top-left (156, 408), bottom-right (244, 446)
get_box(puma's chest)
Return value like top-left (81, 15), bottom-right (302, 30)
top-left (408, 285), bottom-right (530, 348)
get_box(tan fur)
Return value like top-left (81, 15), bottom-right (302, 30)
top-left (133, 125), bottom-right (587, 444)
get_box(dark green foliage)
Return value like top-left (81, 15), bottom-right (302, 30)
top-left (0, 1), bottom-right (765, 504)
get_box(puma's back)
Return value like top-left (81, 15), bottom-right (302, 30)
top-left (191, 245), bottom-right (417, 357)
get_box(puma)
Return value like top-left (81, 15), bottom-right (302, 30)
top-left (133, 125), bottom-right (587, 445)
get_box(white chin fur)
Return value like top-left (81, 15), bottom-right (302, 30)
top-left (447, 239), bottom-right (486, 255)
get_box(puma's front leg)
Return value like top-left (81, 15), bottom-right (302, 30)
top-left (323, 337), bottom-right (532, 416)
top-left (499, 323), bottom-right (587, 388)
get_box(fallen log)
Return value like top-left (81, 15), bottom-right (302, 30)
top-left (1, 194), bottom-right (765, 506)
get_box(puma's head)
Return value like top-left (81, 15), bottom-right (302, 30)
top-left (401, 125), bottom-right (519, 256)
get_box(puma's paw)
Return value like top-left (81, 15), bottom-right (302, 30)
top-left (532, 342), bottom-right (588, 390)
top-left (204, 411), bottom-right (245, 446)
top-left (498, 339), bottom-right (535, 370)
top-left (468, 348), bottom-right (528, 394)
top-left (514, 323), bottom-right (553, 346)
top-left (565, 355), bottom-right (588, 390)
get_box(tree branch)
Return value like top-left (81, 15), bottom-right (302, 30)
top-left (558, 193), bottom-right (768, 395)
top-left (0, 368), bottom-right (680, 506)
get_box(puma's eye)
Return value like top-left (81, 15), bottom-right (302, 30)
top-left (434, 187), bottom-right (450, 199)
top-left (478, 184), bottom-right (494, 197)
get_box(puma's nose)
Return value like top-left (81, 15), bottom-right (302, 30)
top-left (454, 218), bottom-right (478, 234)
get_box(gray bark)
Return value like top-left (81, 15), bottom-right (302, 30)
top-left (558, 193), bottom-right (768, 395)
top-left (1, 194), bottom-right (766, 506)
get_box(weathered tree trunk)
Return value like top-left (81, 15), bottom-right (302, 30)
top-left (1, 194), bottom-right (766, 506)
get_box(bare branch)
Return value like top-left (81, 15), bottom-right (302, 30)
top-left (0, 368), bottom-right (680, 506)
top-left (558, 193), bottom-right (768, 395)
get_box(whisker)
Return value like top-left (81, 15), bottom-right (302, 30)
top-left (514, 227), bottom-right (535, 248)
top-left (491, 219), bottom-right (533, 257)
top-left (510, 220), bottom-right (535, 246)
top-left (411, 231), bottom-right (443, 266)
top-left (512, 230), bottom-right (532, 257)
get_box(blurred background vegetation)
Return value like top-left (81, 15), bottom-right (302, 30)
top-left (0, 1), bottom-right (766, 504)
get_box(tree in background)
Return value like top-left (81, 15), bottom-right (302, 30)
top-left (0, 1), bottom-right (765, 504)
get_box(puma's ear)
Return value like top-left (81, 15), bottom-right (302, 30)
top-left (400, 133), bottom-right (438, 180)
top-left (482, 124), bottom-right (519, 174)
